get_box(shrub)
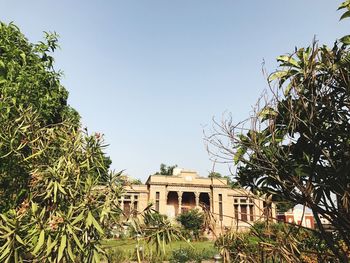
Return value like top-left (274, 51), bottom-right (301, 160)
top-left (176, 209), bottom-right (204, 240)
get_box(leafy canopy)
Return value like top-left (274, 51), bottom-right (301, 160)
top-left (207, 2), bottom-right (350, 261)
top-left (176, 209), bottom-right (204, 240)
top-left (154, 163), bottom-right (178, 175)
top-left (0, 22), bottom-right (121, 262)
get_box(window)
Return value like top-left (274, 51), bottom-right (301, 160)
top-left (233, 197), bottom-right (255, 222)
top-left (241, 205), bottom-right (247, 221)
top-left (234, 205), bottom-right (239, 220)
top-left (155, 192), bottom-right (160, 211)
top-left (306, 219), bottom-right (311, 228)
top-left (124, 201), bottom-right (131, 216)
top-left (133, 200), bottom-right (138, 212)
top-left (249, 205), bottom-right (254, 221)
top-left (219, 194), bottom-right (223, 221)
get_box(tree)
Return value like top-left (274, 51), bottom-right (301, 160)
top-left (176, 209), bottom-right (204, 240)
top-left (208, 172), bottom-right (241, 189)
top-left (131, 178), bottom-right (143, 185)
top-left (208, 171), bottom-right (222, 178)
top-left (155, 163), bottom-right (178, 175)
top-left (130, 210), bottom-right (184, 258)
top-left (0, 22), bottom-right (121, 262)
top-left (207, 2), bottom-right (350, 261)
top-left (0, 22), bottom-right (80, 212)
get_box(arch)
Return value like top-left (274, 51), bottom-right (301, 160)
top-left (181, 192), bottom-right (196, 212)
top-left (199, 192), bottom-right (210, 210)
top-left (166, 191), bottom-right (179, 217)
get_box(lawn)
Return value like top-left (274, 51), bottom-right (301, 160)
top-left (101, 239), bottom-right (218, 262)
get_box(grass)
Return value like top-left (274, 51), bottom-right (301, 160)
top-left (101, 239), bottom-right (217, 262)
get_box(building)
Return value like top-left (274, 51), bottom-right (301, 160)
top-left (120, 168), bottom-right (276, 232)
top-left (277, 207), bottom-right (315, 229)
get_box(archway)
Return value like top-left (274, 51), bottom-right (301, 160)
top-left (181, 192), bottom-right (196, 213)
top-left (199, 192), bottom-right (210, 211)
top-left (166, 191), bottom-right (179, 217)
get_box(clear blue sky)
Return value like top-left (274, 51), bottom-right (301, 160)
top-left (1, 1), bottom-right (348, 181)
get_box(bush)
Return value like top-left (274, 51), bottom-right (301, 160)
top-left (170, 247), bottom-right (199, 263)
top-left (170, 246), bottom-right (217, 263)
top-left (106, 248), bottom-right (131, 262)
top-left (176, 209), bottom-right (204, 240)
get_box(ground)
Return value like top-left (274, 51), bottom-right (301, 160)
top-left (101, 239), bottom-right (218, 262)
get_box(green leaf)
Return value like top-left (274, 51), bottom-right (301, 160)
top-left (340, 35), bottom-right (350, 45)
top-left (234, 147), bottom-right (246, 165)
top-left (268, 71), bottom-right (288, 82)
top-left (15, 234), bottom-right (25, 245)
top-left (338, 1), bottom-right (350, 10)
top-left (259, 107), bottom-right (277, 118)
top-left (340, 10), bottom-right (350, 20)
top-left (20, 52), bottom-right (26, 64)
top-left (67, 240), bottom-right (75, 261)
top-left (57, 234), bottom-right (67, 262)
top-left (0, 76), bottom-right (6, 84)
top-left (45, 237), bottom-right (58, 257)
top-left (86, 211), bottom-right (93, 227)
top-left (93, 250), bottom-right (101, 263)
top-left (277, 55), bottom-right (300, 68)
top-left (54, 182), bottom-right (58, 203)
top-left (66, 223), bottom-right (84, 250)
top-left (72, 211), bottom-right (84, 226)
top-left (0, 230), bottom-right (15, 239)
top-left (57, 183), bottom-right (67, 195)
top-left (0, 246), bottom-right (10, 261)
top-left (284, 82), bottom-right (293, 96)
top-left (87, 211), bottom-right (104, 234)
top-left (32, 229), bottom-right (45, 255)
top-left (71, 229), bottom-right (84, 251)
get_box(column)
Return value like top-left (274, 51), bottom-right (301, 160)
top-left (238, 204), bottom-right (241, 221)
top-left (195, 192), bottom-right (200, 208)
top-left (209, 193), bottom-right (213, 212)
top-left (177, 191), bottom-right (182, 214)
top-left (247, 205), bottom-right (250, 222)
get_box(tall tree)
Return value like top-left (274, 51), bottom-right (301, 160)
top-left (0, 22), bottom-right (80, 211)
top-left (155, 163), bottom-right (178, 175)
top-left (0, 22), bottom-right (121, 262)
top-left (207, 2), bottom-right (350, 261)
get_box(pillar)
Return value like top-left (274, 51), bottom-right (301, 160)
top-left (247, 204), bottom-right (250, 222)
top-left (177, 191), bottom-right (182, 214)
top-left (195, 192), bottom-right (200, 208)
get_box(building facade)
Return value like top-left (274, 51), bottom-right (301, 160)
top-left (277, 208), bottom-right (315, 229)
top-left (121, 169), bottom-right (276, 232)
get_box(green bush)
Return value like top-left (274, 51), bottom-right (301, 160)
top-left (0, 22), bottom-right (122, 262)
top-left (170, 247), bottom-right (199, 263)
top-left (170, 246), bottom-right (217, 263)
top-left (106, 248), bottom-right (131, 262)
top-left (176, 209), bottom-right (204, 240)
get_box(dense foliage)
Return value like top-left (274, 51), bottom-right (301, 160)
top-left (0, 22), bottom-right (80, 212)
top-left (130, 210), bottom-right (184, 257)
top-left (207, 1), bottom-right (350, 261)
top-left (176, 209), bottom-right (204, 240)
top-left (215, 222), bottom-right (335, 263)
top-left (154, 163), bottom-right (178, 175)
top-left (0, 22), bottom-right (121, 262)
